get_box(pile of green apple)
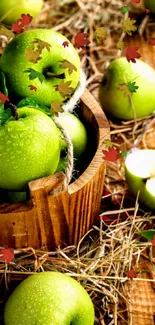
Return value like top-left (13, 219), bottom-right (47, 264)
top-left (0, 28), bottom-right (88, 202)
top-left (4, 271), bottom-right (95, 325)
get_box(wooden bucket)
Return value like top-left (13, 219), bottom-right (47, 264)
top-left (0, 88), bottom-right (110, 250)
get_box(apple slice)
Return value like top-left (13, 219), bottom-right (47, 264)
top-left (125, 149), bottom-right (155, 209)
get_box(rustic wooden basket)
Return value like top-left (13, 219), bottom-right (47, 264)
top-left (0, 88), bottom-right (110, 250)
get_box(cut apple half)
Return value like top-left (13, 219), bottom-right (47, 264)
top-left (146, 178), bottom-right (155, 196)
top-left (125, 149), bottom-right (155, 209)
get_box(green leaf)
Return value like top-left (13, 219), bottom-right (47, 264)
top-left (24, 68), bottom-right (44, 83)
top-left (0, 71), bottom-right (8, 96)
top-left (17, 97), bottom-right (51, 115)
top-left (120, 151), bottom-right (127, 157)
top-left (127, 81), bottom-right (139, 93)
top-left (0, 104), bottom-right (12, 126)
top-left (137, 230), bottom-right (155, 241)
top-left (121, 6), bottom-right (128, 13)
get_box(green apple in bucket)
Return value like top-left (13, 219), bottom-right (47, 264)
top-left (56, 156), bottom-right (68, 173)
top-left (56, 112), bottom-right (88, 157)
top-left (0, 29), bottom-right (81, 106)
top-left (4, 271), bottom-right (95, 325)
top-left (0, 0), bottom-right (43, 25)
top-left (0, 107), bottom-right (60, 191)
top-left (99, 57), bottom-right (155, 120)
top-left (7, 190), bottom-right (28, 203)
top-left (55, 112), bottom-right (88, 173)
top-left (125, 149), bottom-right (155, 209)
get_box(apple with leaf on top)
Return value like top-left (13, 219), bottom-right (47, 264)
top-left (99, 57), bottom-right (155, 120)
top-left (4, 271), bottom-right (95, 325)
top-left (0, 0), bottom-right (43, 25)
top-left (0, 28), bottom-right (81, 107)
top-left (125, 149), bottom-right (155, 210)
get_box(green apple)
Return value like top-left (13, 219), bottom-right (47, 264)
top-left (125, 149), bottom-right (155, 209)
top-left (0, 29), bottom-right (81, 106)
top-left (4, 271), bottom-right (95, 325)
top-left (7, 190), bottom-right (28, 202)
top-left (144, 0), bottom-right (155, 13)
top-left (0, 0), bottom-right (43, 25)
top-left (54, 113), bottom-right (88, 175)
top-left (55, 112), bottom-right (88, 158)
top-left (0, 107), bottom-right (60, 191)
top-left (56, 156), bottom-right (68, 173)
top-left (99, 57), bottom-right (155, 120)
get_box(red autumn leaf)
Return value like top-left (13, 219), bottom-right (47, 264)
top-left (12, 13), bottom-right (33, 34)
top-left (132, 0), bottom-right (140, 3)
top-left (127, 268), bottom-right (137, 279)
top-left (102, 215), bottom-right (116, 225)
top-left (101, 215), bottom-right (109, 221)
top-left (112, 199), bottom-right (121, 205)
top-left (103, 189), bottom-right (111, 197)
top-left (126, 46), bottom-right (141, 63)
top-left (74, 32), bottom-right (90, 49)
top-left (21, 13), bottom-right (33, 25)
top-left (102, 147), bottom-right (121, 162)
top-left (0, 248), bottom-right (14, 263)
top-left (150, 234), bottom-right (155, 246)
top-left (28, 85), bottom-right (37, 91)
top-left (62, 41), bottom-right (69, 48)
top-left (143, 8), bottom-right (151, 13)
top-left (12, 19), bottom-right (24, 34)
top-left (148, 38), bottom-right (155, 46)
top-left (102, 215), bottom-right (117, 225)
top-left (0, 91), bottom-right (9, 104)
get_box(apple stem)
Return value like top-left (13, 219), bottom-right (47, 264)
top-left (44, 71), bottom-right (65, 79)
top-left (5, 103), bottom-right (19, 120)
top-left (142, 176), bottom-right (155, 183)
